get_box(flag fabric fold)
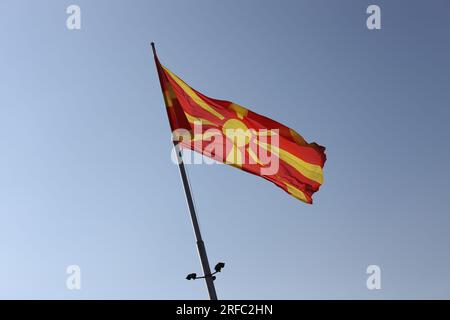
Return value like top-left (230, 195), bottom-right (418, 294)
top-left (154, 54), bottom-right (326, 204)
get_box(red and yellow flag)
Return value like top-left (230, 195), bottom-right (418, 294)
top-left (154, 54), bottom-right (326, 204)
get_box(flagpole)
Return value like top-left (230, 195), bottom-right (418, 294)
top-left (151, 42), bottom-right (218, 300)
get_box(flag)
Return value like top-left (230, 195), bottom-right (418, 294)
top-left (154, 54), bottom-right (326, 204)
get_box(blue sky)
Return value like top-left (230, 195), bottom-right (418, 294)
top-left (0, 0), bottom-right (449, 299)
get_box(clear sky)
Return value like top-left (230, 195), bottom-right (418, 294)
top-left (0, 0), bottom-right (449, 299)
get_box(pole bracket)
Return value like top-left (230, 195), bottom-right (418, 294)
top-left (186, 262), bottom-right (225, 281)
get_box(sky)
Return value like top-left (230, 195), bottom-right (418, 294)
top-left (0, 0), bottom-right (449, 299)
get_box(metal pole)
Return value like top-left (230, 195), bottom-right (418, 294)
top-left (173, 143), bottom-right (218, 300)
top-left (151, 43), bottom-right (218, 300)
